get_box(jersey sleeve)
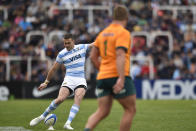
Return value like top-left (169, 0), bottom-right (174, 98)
top-left (83, 44), bottom-right (90, 53)
top-left (56, 53), bottom-right (63, 64)
top-left (115, 31), bottom-right (130, 52)
top-left (84, 44), bottom-right (90, 50)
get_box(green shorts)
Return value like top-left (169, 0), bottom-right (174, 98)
top-left (95, 76), bottom-right (136, 99)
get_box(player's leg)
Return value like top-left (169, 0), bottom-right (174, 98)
top-left (114, 76), bottom-right (136, 131)
top-left (64, 86), bottom-right (86, 130)
top-left (117, 94), bottom-right (136, 131)
top-left (41, 87), bottom-right (70, 117)
top-left (30, 87), bottom-right (70, 126)
top-left (74, 86), bottom-right (86, 105)
top-left (84, 95), bottom-right (113, 130)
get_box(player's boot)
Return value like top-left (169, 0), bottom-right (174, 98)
top-left (64, 123), bottom-right (74, 130)
top-left (30, 116), bottom-right (45, 126)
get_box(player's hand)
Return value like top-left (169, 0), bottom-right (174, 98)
top-left (38, 83), bottom-right (47, 91)
top-left (113, 77), bottom-right (124, 94)
top-left (38, 80), bottom-right (50, 91)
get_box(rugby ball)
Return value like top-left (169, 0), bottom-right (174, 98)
top-left (44, 114), bottom-right (57, 126)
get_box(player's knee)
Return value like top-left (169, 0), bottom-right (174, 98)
top-left (126, 105), bottom-right (136, 115)
top-left (103, 110), bottom-right (110, 117)
top-left (98, 108), bottom-right (111, 118)
top-left (75, 92), bottom-right (85, 100)
top-left (75, 93), bottom-right (82, 99)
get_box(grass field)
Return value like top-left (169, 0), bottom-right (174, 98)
top-left (0, 99), bottom-right (196, 131)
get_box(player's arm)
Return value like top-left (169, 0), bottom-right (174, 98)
top-left (113, 31), bottom-right (130, 94)
top-left (113, 48), bottom-right (126, 94)
top-left (116, 48), bottom-right (126, 79)
top-left (90, 46), bottom-right (100, 70)
top-left (88, 42), bottom-right (95, 49)
top-left (38, 61), bottom-right (61, 90)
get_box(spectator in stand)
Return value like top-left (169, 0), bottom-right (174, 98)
top-left (0, 0), bottom-right (196, 81)
top-left (130, 61), bottom-right (141, 79)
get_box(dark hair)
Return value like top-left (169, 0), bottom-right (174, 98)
top-left (64, 34), bottom-right (74, 39)
top-left (113, 5), bottom-right (129, 21)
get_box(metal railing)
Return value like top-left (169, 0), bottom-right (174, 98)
top-left (26, 30), bottom-right (67, 46)
top-left (131, 31), bottom-right (173, 53)
top-left (26, 31), bottom-right (48, 45)
top-left (49, 5), bottom-right (112, 25)
top-left (153, 5), bottom-right (196, 21)
top-left (0, 56), bottom-right (53, 81)
top-left (0, 6), bottom-right (8, 20)
top-left (0, 55), bottom-right (155, 81)
top-left (131, 31), bottom-right (151, 48)
top-left (150, 31), bottom-right (173, 53)
top-left (48, 30), bottom-right (67, 43)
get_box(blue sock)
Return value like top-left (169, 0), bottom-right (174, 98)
top-left (66, 104), bottom-right (79, 124)
top-left (84, 128), bottom-right (91, 131)
top-left (41, 100), bottom-right (58, 117)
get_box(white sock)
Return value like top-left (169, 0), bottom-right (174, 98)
top-left (66, 104), bottom-right (79, 124)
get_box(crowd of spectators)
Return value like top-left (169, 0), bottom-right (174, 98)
top-left (0, 0), bottom-right (196, 82)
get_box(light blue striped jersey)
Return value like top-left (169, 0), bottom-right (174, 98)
top-left (56, 44), bottom-right (90, 78)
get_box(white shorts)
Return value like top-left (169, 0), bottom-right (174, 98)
top-left (61, 76), bottom-right (87, 94)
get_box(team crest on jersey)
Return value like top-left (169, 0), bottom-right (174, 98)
top-left (95, 88), bottom-right (104, 96)
top-left (69, 54), bottom-right (81, 62)
top-left (118, 89), bottom-right (126, 94)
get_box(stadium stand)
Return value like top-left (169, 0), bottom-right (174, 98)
top-left (0, 0), bottom-right (196, 81)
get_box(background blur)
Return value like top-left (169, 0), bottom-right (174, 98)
top-left (1, 1), bottom-right (196, 131)
top-left (0, 0), bottom-right (196, 100)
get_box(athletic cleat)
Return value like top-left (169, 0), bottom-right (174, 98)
top-left (48, 126), bottom-right (54, 130)
top-left (64, 123), bottom-right (74, 130)
top-left (30, 116), bottom-right (44, 126)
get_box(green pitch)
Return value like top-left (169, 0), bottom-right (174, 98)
top-left (0, 99), bottom-right (196, 131)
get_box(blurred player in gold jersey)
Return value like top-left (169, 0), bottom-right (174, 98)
top-left (84, 4), bottom-right (136, 131)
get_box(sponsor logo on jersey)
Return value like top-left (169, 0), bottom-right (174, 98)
top-left (69, 54), bottom-right (81, 62)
